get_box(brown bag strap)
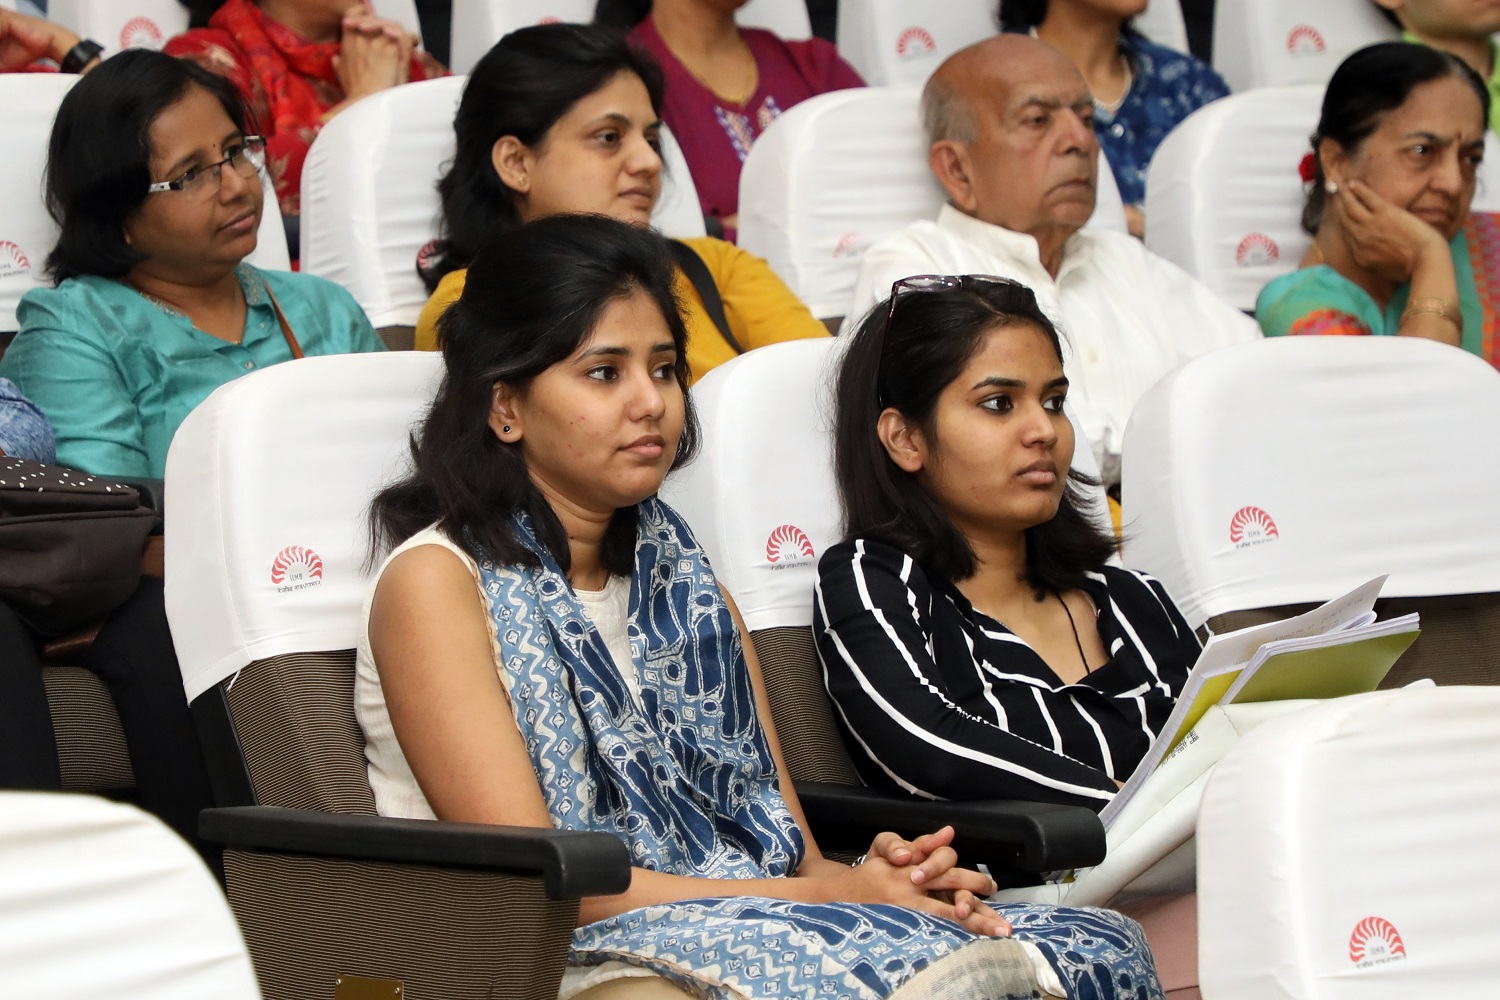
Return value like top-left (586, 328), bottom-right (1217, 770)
top-left (264, 284), bottom-right (305, 360)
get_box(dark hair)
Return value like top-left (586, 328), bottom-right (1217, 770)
top-left (44, 48), bottom-right (252, 283)
top-left (594, 0), bottom-right (652, 30)
top-left (1302, 42), bottom-right (1489, 234)
top-left (423, 22), bottom-right (666, 291)
top-left (1371, 3), bottom-right (1401, 29)
top-left (181, 0), bottom-right (227, 28)
top-left (372, 214), bottom-right (699, 576)
top-left (833, 279), bottom-right (1115, 595)
top-left (995, 0), bottom-right (1141, 38)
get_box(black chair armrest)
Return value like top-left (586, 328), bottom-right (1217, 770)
top-left (201, 806), bottom-right (631, 899)
top-left (794, 781), bottom-right (1105, 874)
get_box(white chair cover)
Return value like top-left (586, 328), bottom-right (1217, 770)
top-left (0, 792), bottom-right (260, 999)
top-left (165, 352), bottom-right (444, 701)
top-left (660, 339), bottom-right (1110, 632)
top-left (371, 0), bottom-right (424, 42)
top-left (47, 0), bottom-right (188, 51)
top-left (0, 75), bottom-right (287, 331)
top-left (1132, 0), bottom-right (1189, 55)
top-left (1144, 85), bottom-right (1322, 312)
top-left (300, 76), bottom-right (702, 330)
top-left (737, 86), bottom-right (1127, 320)
top-left (738, 0), bottom-right (812, 40)
top-left (1120, 336), bottom-right (1500, 631)
top-left (834, 0), bottom-right (994, 87)
top-left (0, 74), bottom-right (74, 333)
top-left (1198, 686), bottom-right (1500, 998)
top-left (1210, 0), bottom-right (1398, 92)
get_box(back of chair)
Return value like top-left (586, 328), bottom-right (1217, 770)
top-left (1198, 686), bottom-right (1500, 998)
top-left (1121, 337), bottom-right (1500, 685)
top-left (660, 339), bottom-right (1112, 784)
top-left (300, 77), bottom-right (703, 337)
top-left (370, 0), bottom-right (424, 42)
top-left (1210, 0), bottom-right (1397, 92)
top-left (0, 792), bottom-right (261, 998)
top-left (1144, 85), bottom-right (1321, 312)
top-left (1132, 0), bottom-right (1189, 54)
top-left (738, 0), bottom-right (812, 39)
top-left (164, 353), bottom-right (445, 812)
top-left (0, 75), bottom-right (74, 335)
top-left (834, 0), bottom-right (994, 86)
top-left (738, 87), bottom-right (1128, 322)
top-left (47, 0), bottom-right (189, 52)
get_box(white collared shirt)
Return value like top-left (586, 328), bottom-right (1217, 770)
top-left (849, 205), bottom-right (1261, 481)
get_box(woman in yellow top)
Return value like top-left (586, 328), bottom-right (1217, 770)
top-left (415, 22), bottom-right (827, 378)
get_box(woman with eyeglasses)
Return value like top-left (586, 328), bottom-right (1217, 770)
top-left (0, 49), bottom-right (383, 480)
top-left (815, 275), bottom-right (1199, 812)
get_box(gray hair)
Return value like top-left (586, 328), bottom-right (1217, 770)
top-left (921, 73), bottom-right (978, 145)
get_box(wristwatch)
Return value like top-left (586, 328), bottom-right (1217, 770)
top-left (59, 38), bottom-right (104, 75)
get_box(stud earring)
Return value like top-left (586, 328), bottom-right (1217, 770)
top-left (1325, 180), bottom-right (1340, 195)
top-left (503, 425), bottom-right (512, 434)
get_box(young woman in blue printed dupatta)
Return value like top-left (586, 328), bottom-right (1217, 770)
top-left (356, 213), bottom-right (1163, 1000)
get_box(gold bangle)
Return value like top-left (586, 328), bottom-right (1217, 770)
top-left (1401, 296), bottom-right (1461, 330)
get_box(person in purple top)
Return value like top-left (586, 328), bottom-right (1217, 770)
top-left (998, 0), bottom-right (1228, 237)
top-left (596, 0), bottom-right (863, 242)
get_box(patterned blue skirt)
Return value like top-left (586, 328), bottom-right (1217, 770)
top-left (573, 896), bottom-right (1163, 999)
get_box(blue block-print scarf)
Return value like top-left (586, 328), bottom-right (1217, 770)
top-left (469, 498), bottom-right (1163, 1000)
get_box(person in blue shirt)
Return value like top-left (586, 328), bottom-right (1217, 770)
top-left (0, 48), bottom-right (383, 478)
top-left (0, 378), bottom-right (54, 464)
top-left (997, 0), bottom-right (1229, 237)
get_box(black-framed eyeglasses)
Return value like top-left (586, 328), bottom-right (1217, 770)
top-left (146, 136), bottom-right (267, 200)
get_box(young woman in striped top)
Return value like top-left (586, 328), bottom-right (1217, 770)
top-left (814, 276), bottom-right (1199, 811)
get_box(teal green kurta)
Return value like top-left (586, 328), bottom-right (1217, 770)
top-left (0, 263), bottom-right (382, 478)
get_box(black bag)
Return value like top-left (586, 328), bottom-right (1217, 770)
top-left (0, 457), bottom-right (158, 635)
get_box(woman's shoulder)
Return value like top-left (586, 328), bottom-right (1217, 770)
top-left (1124, 33), bottom-right (1228, 98)
top-left (817, 536), bottom-right (930, 586)
top-left (1255, 264), bottom-right (1381, 337)
top-left (372, 525), bottom-right (480, 596)
top-left (255, 264), bottom-right (361, 309)
top-left (743, 29), bottom-right (864, 91)
top-left (16, 276), bottom-right (132, 336)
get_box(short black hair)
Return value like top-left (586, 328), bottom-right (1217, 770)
top-left (593, 0), bottom-right (652, 30)
top-left (832, 278), bottom-right (1115, 595)
top-left (44, 48), bottom-right (252, 283)
top-left (1302, 42), bottom-right (1489, 234)
top-left (424, 22), bottom-right (665, 291)
top-left (372, 213), bottom-right (700, 577)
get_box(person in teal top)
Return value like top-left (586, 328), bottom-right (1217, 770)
top-left (1371, 1), bottom-right (1500, 134)
top-left (0, 49), bottom-right (382, 479)
top-left (1258, 43), bottom-right (1500, 368)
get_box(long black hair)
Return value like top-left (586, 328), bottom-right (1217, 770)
top-left (372, 214), bottom-right (699, 577)
top-left (1303, 42), bottom-right (1489, 234)
top-left (44, 48), bottom-right (252, 283)
top-left (594, 0), bottom-right (652, 30)
top-left (422, 22), bottom-right (665, 291)
top-left (833, 278), bottom-right (1114, 596)
top-left (995, 0), bottom-right (1141, 38)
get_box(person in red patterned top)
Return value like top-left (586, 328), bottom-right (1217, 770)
top-left (165, 0), bottom-right (446, 217)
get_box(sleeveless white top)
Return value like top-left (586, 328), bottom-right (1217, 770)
top-left (354, 525), bottom-right (657, 996)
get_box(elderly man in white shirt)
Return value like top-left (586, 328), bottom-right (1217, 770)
top-left (850, 34), bottom-right (1258, 483)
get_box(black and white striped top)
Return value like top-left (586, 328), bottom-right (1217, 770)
top-left (813, 538), bottom-right (1199, 810)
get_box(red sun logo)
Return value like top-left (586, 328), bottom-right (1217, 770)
top-left (832, 231), bottom-right (868, 259)
top-left (1235, 233), bottom-right (1279, 267)
top-left (120, 16), bottom-right (164, 50)
top-left (0, 241), bottom-right (32, 279)
top-left (1286, 25), bottom-right (1326, 56)
top-left (896, 26), bottom-right (937, 59)
top-left (765, 525), bottom-right (815, 565)
top-left (271, 545), bottom-right (324, 587)
top-left (1349, 917), bottom-right (1407, 968)
top-left (1229, 506), bottom-right (1280, 547)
